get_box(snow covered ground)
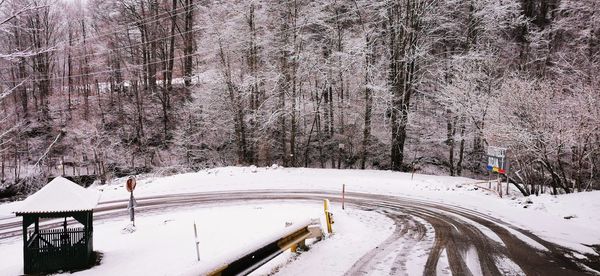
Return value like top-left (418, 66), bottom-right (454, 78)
top-left (0, 201), bottom-right (392, 276)
top-left (90, 166), bottom-right (599, 254)
top-left (0, 166), bottom-right (599, 275)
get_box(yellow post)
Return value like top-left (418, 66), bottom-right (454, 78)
top-left (324, 199), bottom-right (333, 234)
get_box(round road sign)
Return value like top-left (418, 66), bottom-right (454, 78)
top-left (126, 177), bottom-right (136, 192)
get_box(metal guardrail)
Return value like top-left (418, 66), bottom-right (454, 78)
top-left (202, 220), bottom-right (322, 276)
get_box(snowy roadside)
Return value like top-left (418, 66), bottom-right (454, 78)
top-left (0, 202), bottom-right (393, 276)
top-left (85, 166), bottom-right (600, 255)
top-left (0, 166), bottom-right (598, 275)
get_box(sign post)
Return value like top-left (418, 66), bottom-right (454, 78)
top-left (486, 146), bottom-right (508, 197)
top-left (126, 177), bottom-right (137, 226)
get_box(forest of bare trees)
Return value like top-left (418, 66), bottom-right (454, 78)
top-left (0, 0), bottom-right (598, 196)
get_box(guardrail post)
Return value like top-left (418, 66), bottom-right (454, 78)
top-left (291, 239), bottom-right (307, 253)
top-left (324, 199), bottom-right (333, 234)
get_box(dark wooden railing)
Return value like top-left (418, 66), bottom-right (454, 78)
top-left (25, 227), bottom-right (92, 273)
top-left (35, 228), bottom-right (86, 247)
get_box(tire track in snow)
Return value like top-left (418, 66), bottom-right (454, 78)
top-left (342, 210), bottom-right (427, 275)
top-left (343, 192), bottom-right (598, 276)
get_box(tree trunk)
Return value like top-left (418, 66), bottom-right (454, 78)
top-left (81, 19), bottom-right (90, 120)
top-left (148, 0), bottom-right (158, 93)
top-left (67, 25), bottom-right (73, 112)
top-left (457, 123), bottom-right (465, 176)
top-left (388, 0), bottom-right (420, 171)
top-left (183, 0), bottom-right (194, 87)
top-left (360, 35), bottom-right (373, 169)
top-left (446, 111), bottom-right (455, 176)
top-left (219, 42), bottom-right (248, 164)
top-left (13, 25), bottom-right (28, 117)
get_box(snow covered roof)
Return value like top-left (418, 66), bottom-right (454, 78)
top-left (15, 176), bottom-right (100, 214)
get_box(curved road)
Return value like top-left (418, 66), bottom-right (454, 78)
top-left (1, 190), bottom-right (598, 275)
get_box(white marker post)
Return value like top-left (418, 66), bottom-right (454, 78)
top-left (194, 221), bottom-right (200, 261)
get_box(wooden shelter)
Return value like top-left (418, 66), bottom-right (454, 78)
top-left (15, 177), bottom-right (99, 274)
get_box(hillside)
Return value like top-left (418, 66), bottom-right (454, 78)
top-left (0, 0), bottom-right (598, 197)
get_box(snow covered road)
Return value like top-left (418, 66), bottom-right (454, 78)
top-left (1, 189), bottom-right (597, 275)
